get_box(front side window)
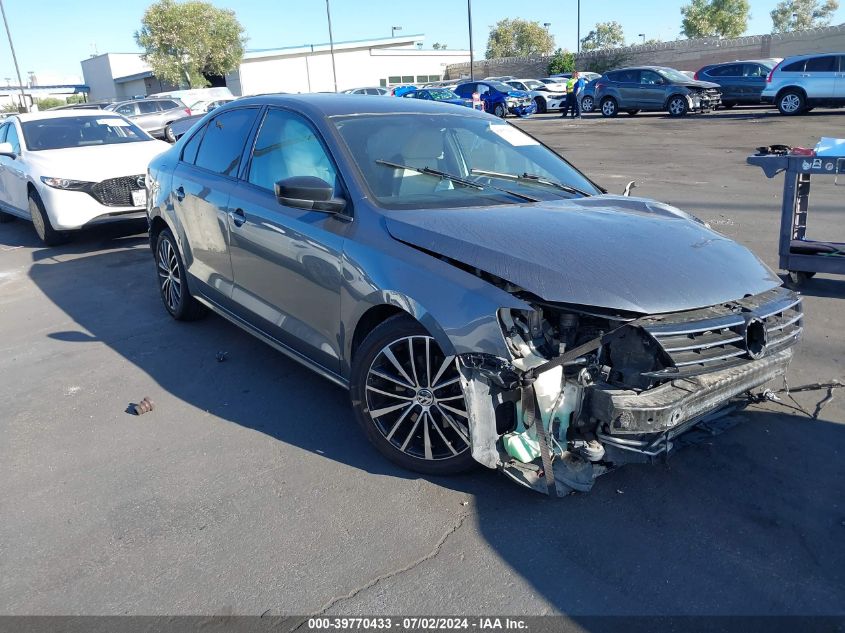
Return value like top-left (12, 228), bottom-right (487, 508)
top-left (657, 68), bottom-right (694, 83)
top-left (333, 113), bottom-right (599, 210)
top-left (137, 101), bottom-right (159, 114)
top-left (181, 124), bottom-right (207, 164)
top-left (193, 108), bottom-right (258, 177)
top-left (21, 116), bottom-right (151, 150)
top-left (247, 109), bottom-right (337, 193)
top-left (640, 70), bottom-right (663, 84)
top-left (5, 124), bottom-right (21, 154)
top-left (115, 103), bottom-right (136, 116)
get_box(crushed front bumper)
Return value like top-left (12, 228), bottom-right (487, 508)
top-left (589, 348), bottom-right (793, 436)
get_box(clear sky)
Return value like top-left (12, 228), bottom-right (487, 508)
top-left (1, 0), bottom-right (843, 85)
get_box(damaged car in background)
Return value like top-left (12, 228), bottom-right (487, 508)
top-left (147, 95), bottom-right (801, 496)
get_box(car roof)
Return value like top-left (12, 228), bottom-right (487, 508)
top-left (775, 52), bottom-right (843, 65)
top-left (13, 110), bottom-right (129, 123)
top-left (222, 93), bottom-right (490, 119)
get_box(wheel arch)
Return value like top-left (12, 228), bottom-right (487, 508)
top-left (775, 85), bottom-right (807, 102)
top-left (663, 92), bottom-right (688, 109)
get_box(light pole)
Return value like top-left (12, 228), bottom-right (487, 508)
top-left (638, 33), bottom-right (646, 44)
top-left (391, 25), bottom-right (402, 37)
top-left (467, 0), bottom-right (474, 81)
top-left (325, 0), bottom-right (337, 93)
top-left (576, 0), bottom-right (581, 54)
top-left (0, 0), bottom-right (27, 112)
top-left (543, 22), bottom-right (551, 30)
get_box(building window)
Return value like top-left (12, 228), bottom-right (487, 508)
top-left (380, 78), bottom-right (387, 87)
top-left (401, 75), bottom-right (414, 83)
top-left (388, 76), bottom-right (402, 85)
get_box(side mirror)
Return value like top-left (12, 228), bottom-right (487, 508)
top-left (0, 141), bottom-right (16, 158)
top-left (275, 176), bottom-right (346, 214)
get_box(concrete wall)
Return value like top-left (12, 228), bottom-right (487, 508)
top-left (82, 53), bottom-right (153, 101)
top-left (445, 23), bottom-right (845, 78)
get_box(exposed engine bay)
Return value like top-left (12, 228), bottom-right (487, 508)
top-left (456, 286), bottom-right (803, 496)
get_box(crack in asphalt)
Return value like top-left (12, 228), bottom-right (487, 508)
top-left (289, 512), bottom-right (470, 630)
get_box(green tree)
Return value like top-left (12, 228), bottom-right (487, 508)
top-left (485, 18), bottom-right (555, 58)
top-left (547, 49), bottom-right (575, 74)
top-left (135, 0), bottom-right (246, 89)
top-left (681, 0), bottom-right (751, 38)
top-left (35, 97), bottom-right (65, 110)
top-left (66, 94), bottom-right (86, 104)
top-left (580, 22), bottom-right (625, 52)
top-left (771, 0), bottom-right (839, 32)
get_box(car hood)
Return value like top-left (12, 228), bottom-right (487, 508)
top-left (384, 195), bottom-right (781, 315)
top-left (682, 79), bottom-right (721, 90)
top-left (506, 90), bottom-right (531, 99)
top-left (26, 141), bottom-right (170, 181)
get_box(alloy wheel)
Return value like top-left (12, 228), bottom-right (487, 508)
top-left (581, 96), bottom-right (593, 112)
top-left (780, 93), bottom-right (801, 114)
top-left (365, 335), bottom-right (470, 462)
top-left (157, 236), bottom-right (182, 313)
top-left (601, 99), bottom-right (617, 116)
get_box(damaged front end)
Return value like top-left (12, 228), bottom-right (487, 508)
top-left (457, 286), bottom-right (803, 496)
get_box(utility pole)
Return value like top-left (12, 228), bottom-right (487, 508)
top-left (467, 0), bottom-right (474, 80)
top-left (576, 0), bottom-right (581, 54)
top-left (0, 0), bottom-right (27, 111)
top-left (325, 0), bottom-right (338, 93)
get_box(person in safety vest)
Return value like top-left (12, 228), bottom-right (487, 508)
top-left (561, 71), bottom-right (585, 119)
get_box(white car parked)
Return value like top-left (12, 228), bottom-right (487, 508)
top-left (0, 111), bottom-right (169, 245)
top-left (505, 79), bottom-right (566, 113)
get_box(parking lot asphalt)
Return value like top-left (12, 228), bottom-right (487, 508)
top-left (1, 107), bottom-right (843, 619)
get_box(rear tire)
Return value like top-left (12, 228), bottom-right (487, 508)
top-left (29, 191), bottom-right (69, 246)
top-left (155, 228), bottom-right (207, 321)
top-left (600, 97), bottom-right (618, 117)
top-left (164, 124), bottom-right (177, 143)
top-left (777, 90), bottom-right (805, 115)
top-left (350, 315), bottom-right (476, 475)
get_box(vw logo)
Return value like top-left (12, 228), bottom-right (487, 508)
top-left (745, 316), bottom-right (768, 360)
top-left (416, 389), bottom-right (435, 407)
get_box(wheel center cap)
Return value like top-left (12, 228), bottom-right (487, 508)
top-left (416, 389), bottom-right (434, 407)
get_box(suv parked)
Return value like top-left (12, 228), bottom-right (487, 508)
top-left (594, 66), bottom-right (721, 117)
top-left (761, 53), bottom-right (845, 115)
top-left (105, 98), bottom-right (191, 139)
top-left (695, 60), bottom-right (778, 108)
top-left (452, 80), bottom-right (535, 117)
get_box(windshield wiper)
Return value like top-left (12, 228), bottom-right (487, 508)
top-left (470, 168), bottom-right (591, 197)
top-left (375, 160), bottom-right (539, 203)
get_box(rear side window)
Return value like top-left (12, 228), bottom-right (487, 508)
top-left (805, 56), bottom-right (838, 72)
top-left (137, 101), bottom-right (158, 114)
top-left (194, 108), bottom-right (258, 177)
top-left (710, 64), bottom-right (742, 77)
top-left (744, 64), bottom-right (769, 77)
top-left (782, 60), bottom-right (805, 72)
top-left (115, 103), bottom-right (136, 116)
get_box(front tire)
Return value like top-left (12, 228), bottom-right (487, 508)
top-left (164, 124), bottom-right (177, 143)
top-left (351, 315), bottom-right (475, 475)
top-left (667, 95), bottom-right (689, 117)
top-left (600, 97), bottom-right (618, 117)
top-left (29, 191), bottom-right (69, 246)
top-left (155, 228), bottom-right (207, 321)
top-left (777, 90), bottom-right (805, 115)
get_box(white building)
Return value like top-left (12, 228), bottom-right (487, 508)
top-left (80, 35), bottom-right (471, 102)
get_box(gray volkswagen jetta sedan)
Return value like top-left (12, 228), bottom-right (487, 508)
top-left (147, 94), bottom-right (802, 495)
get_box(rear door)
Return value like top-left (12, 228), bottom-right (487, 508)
top-left (614, 69), bottom-right (642, 107)
top-left (226, 107), bottom-right (348, 372)
top-left (710, 64), bottom-right (743, 101)
top-left (171, 107), bottom-right (261, 310)
top-left (802, 55), bottom-right (838, 99)
top-left (134, 100), bottom-right (162, 133)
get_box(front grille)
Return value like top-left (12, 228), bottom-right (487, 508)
top-left (639, 287), bottom-right (802, 378)
top-left (89, 175), bottom-right (145, 207)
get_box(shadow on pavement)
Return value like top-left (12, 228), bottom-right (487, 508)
top-left (20, 230), bottom-right (845, 616)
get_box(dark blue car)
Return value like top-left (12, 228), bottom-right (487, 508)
top-left (694, 60), bottom-right (777, 108)
top-left (453, 80), bottom-right (535, 118)
top-left (403, 88), bottom-right (473, 108)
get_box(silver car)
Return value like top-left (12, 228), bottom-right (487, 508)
top-left (761, 52), bottom-right (845, 115)
top-left (147, 95), bottom-right (802, 495)
top-left (105, 97), bottom-right (191, 138)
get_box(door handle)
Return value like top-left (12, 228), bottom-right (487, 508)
top-left (175, 186), bottom-right (185, 202)
top-left (229, 208), bottom-right (246, 227)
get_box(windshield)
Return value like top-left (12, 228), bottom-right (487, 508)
top-left (522, 80), bottom-right (544, 89)
top-left (332, 113), bottom-right (600, 210)
top-left (657, 68), bottom-right (697, 83)
top-left (21, 116), bottom-right (151, 150)
top-left (484, 81), bottom-right (518, 93)
top-left (428, 89), bottom-right (461, 101)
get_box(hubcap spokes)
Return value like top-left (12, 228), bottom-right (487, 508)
top-left (366, 335), bottom-right (470, 461)
top-left (783, 95), bottom-right (799, 112)
top-left (157, 239), bottom-right (182, 312)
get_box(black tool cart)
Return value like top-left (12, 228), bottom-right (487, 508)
top-left (748, 150), bottom-right (845, 285)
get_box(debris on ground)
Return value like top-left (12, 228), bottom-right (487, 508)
top-left (131, 397), bottom-right (155, 416)
top-left (749, 379), bottom-right (844, 420)
top-left (216, 351), bottom-right (228, 362)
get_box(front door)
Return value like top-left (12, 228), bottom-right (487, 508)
top-left (226, 107), bottom-right (348, 373)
